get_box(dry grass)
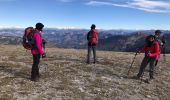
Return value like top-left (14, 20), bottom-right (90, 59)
top-left (0, 45), bottom-right (169, 100)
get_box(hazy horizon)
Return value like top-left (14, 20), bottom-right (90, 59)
top-left (0, 26), bottom-right (169, 31)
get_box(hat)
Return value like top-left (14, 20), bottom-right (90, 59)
top-left (35, 22), bottom-right (44, 31)
top-left (91, 24), bottom-right (96, 29)
top-left (155, 30), bottom-right (162, 34)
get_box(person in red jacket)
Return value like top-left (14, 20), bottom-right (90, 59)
top-left (31, 22), bottom-right (45, 81)
top-left (136, 35), bottom-right (160, 81)
top-left (87, 24), bottom-right (98, 64)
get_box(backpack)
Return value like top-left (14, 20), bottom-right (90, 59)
top-left (87, 30), bottom-right (97, 44)
top-left (154, 35), bottom-right (164, 48)
top-left (22, 27), bottom-right (35, 50)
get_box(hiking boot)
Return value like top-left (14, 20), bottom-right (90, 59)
top-left (37, 74), bottom-right (40, 78)
top-left (150, 76), bottom-right (155, 80)
top-left (132, 75), bottom-right (141, 80)
top-left (86, 61), bottom-right (90, 64)
top-left (30, 77), bottom-right (39, 82)
top-left (146, 77), bottom-right (154, 84)
top-left (31, 78), bottom-right (39, 82)
top-left (31, 78), bottom-right (36, 82)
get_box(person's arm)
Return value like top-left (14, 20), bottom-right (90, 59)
top-left (34, 33), bottom-right (44, 55)
top-left (138, 44), bottom-right (147, 53)
top-left (162, 35), bottom-right (166, 45)
top-left (87, 31), bottom-right (90, 41)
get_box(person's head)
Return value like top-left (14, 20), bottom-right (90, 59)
top-left (91, 24), bottom-right (96, 29)
top-left (148, 35), bottom-right (155, 42)
top-left (155, 30), bottom-right (161, 37)
top-left (35, 22), bottom-right (44, 31)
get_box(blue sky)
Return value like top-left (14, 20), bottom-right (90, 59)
top-left (0, 0), bottom-right (170, 29)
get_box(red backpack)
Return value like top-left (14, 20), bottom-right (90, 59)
top-left (22, 27), bottom-right (35, 50)
top-left (88, 29), bottom-right (97, 44)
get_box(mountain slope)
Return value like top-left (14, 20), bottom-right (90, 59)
top-left (98, 33), bottom-right (170, 53)
top-left (0, 45), bottom-right (169, 99)
top-left (0, 35), bottom-right (22, 45)
top-left (0, 29), bottom-right (170, 53)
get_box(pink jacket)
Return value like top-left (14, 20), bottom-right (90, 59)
top-left (31, 31), bottom-right (44, 55)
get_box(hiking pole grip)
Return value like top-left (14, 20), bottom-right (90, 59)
top-left (127, 52), bottom-right (138, 75)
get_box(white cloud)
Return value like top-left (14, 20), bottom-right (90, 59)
top-left (129, 0), bottom-right (170, 9)
top-left (86, 0), bottom-right (170, 13)
top-left (86, 1), bottom-right (129, 7)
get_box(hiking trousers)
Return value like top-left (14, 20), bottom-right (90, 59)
top-left (87, 45), bottom-right (96, 63)
top-left (31, 54), bottom-right (41, 80)
top-left (137, 56), bottom-right (156, 79)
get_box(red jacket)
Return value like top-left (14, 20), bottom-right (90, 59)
top-left (89, 29), bottom-right (98, 45)
top-left (140, 41), bottom-right (160, 58)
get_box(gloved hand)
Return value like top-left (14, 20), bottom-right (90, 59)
top-left (42, 53), bottom-right (46, 58)
top-left (145, 51), bottom-right (150, 57)
top-left (136, 48), bottom-right (141, 53)
top-left (42, 39), bottom-right (47, 44)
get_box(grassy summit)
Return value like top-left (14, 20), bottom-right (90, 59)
top-left (0, 45), bottom-right (169, 99)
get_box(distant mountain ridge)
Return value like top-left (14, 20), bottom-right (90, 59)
top-left (0, 28), bottom-right (169, 53)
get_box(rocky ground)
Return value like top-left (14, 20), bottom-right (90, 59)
top-left (0, 45), bottom-right (169, 100)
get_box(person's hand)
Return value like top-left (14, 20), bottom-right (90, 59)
top-left (148, 53), bottom-right (153, 57)
top-left (136, 48), bottom-right (141, 53)
top-left (42, 39), bottom-right (47, 44)
top-left (42, 53), bottom-right (46, 58)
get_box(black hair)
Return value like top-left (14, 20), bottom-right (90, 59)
top-left (146, 35), bottom-right (155, 47)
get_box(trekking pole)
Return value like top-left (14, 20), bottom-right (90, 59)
top-left (127, 52), bottom-right (138, 75)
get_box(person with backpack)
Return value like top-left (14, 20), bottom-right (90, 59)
top-left (30, 22), bottom-right (46, 81)
top-left (154, 30), bottom-right (166, 66)
top-left (154, 30), bottom-right (164, 47)
top-left (87, 24), bottom-right (98, 64)
top-left (136, 35), bottom-right (160, 83)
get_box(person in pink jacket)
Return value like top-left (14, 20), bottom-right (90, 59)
top-left (31, 22), bottom-right (45, 81)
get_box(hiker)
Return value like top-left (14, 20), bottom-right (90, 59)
top-left (87, 24), bottom-right (98, 64)
top-left (154, 30), bottom-right (166, 66)
top-left (136, 35), bottom-right (160, 82)
top-left (31, 22), bottom-right (46, 81)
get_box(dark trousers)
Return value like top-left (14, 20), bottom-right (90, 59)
top-left (155, 60), bottom-right (158, 67)
top-left (137, 56), bottom-right (156, 79)
top-left (87, 45), bottom-right (96, 63)
top-left (31, 54), bottom-right (41, 80)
